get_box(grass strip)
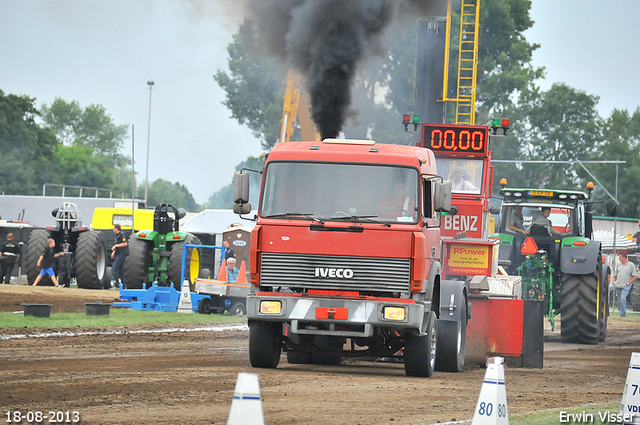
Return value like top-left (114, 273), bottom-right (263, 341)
top-left (0, 308), bottom-right (246, 330)
top-left (510, 403), bottom-right (624, 424)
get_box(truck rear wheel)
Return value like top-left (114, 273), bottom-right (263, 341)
top-left (168, 234), bottom-right (201, 291)
top-left (26, 229), bottom-right (51, 286)
top-left (249, 320), bottom-right (281, 369)
top-left (436, 296), bottom-right (467, 372)
top-left (404, 311), bottom-right (437, 377)
top-left (124, 238), bottom-right (150, 289)
top-left (76, 231), bottom-right (107, 289)
top-left (286, 351), bottom-right (313, 364)
top-left (560, 272), bottom-right (600, 344)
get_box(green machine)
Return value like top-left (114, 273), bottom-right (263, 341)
top-left (491, 184), bottom-right (607, 344)
top-left (124, 203), bottom-right (200, 290)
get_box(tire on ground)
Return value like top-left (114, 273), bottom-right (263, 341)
top-left (75, 231), bottom-right (107, 289)
top-left (560, 271), bottom-right (600, 344)
top-left (404, 311), bottom-right (437, 377)
top-left (124, 237), bottom-right (150, 289)
top-left (286, 351), bottom-right (313, 364)
top-left (102, 267), bottom-right (113, 290)
top-left (229, 301), bottom-right (246, 316)
top-left (26, 229), bottom-right (51, 286)
top-left (168, 234), bottom-right (201, 291)
top-left (436, 295), bottom-right (467, 372)
top-left (198, 297), bottom-right (212, 314)
top-left (249, 320), bottom-right (281, 368)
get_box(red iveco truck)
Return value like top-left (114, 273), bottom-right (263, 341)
top-left (233, 139), bottom-right (469, 377)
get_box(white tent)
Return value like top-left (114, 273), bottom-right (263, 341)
top-left (593, 230), bottom-right (638, 252)
top-left (181, 209), bottom-right (256, 235)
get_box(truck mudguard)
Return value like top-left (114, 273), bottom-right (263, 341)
top-left (559, 240), bottom-right (601, 275)
top-left (420, 260), bottom-right (441, 298)
top-left (439, 280), bottom-right (467, 323)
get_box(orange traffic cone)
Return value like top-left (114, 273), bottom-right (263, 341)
top-left (217, 259), bottom-right (227, 282)
top-left (237, 260), bottom-right (247, 284)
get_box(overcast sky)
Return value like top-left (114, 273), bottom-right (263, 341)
top-left (1, 1), bottom-right (638, 205)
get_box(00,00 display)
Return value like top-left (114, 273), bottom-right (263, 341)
top-left (422, 124), bottom-right (489, 155)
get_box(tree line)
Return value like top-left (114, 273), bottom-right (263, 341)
top-left (210, 0), bottom-right (640, 218)
top-left (0, 94), bottom-right (200, 212)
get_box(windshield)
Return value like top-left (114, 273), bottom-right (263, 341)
top-left (502, 204), bottom-right (574, 235)
top-left (259, 162), bottom-right (420, 224)
top-left (436, 158), bottom-right (483, 194)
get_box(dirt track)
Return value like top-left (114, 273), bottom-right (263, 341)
top-left (1, 284), bottom-right (639, 424)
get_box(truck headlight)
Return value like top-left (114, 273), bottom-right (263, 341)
top-left (260, 301), bottom-right (282, 314)
top-left (383, 306), bottom-right (406, 321)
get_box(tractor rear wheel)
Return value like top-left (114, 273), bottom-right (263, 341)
top-left (124, 238), bottom-right (151, 289)
top-left (75, 231), bottom-right (107, 289)
top-left (26, 229), bottom-right (52, 286)
top-left (168, 234), bottom-right (201, 291)
top-left (404, 311), bottom-right (437, 377)
top-left (560, 271), bottom-right (601, 344)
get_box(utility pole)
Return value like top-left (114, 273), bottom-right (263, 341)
top-left (145, 81), bottom-right (154, 207)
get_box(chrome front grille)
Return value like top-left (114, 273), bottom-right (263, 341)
top-left (260, 252), bottom-right (411, 293)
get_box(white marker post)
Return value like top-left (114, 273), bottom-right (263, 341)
top-left (472, 357), bottom-right (509, 425)
top-left (227, 372), bottom-right (265, 425)
top-left (619, 352), bottom-right (640, 424)
top-left (177, 280), bottom-right (193, 313)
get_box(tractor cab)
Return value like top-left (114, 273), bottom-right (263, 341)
top-left (492, 187), bottom-right (593, 273)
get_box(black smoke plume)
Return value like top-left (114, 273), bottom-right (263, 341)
top-left (250, 0), bottom-right (398, 140)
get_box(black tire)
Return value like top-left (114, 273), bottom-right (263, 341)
top-left (311, 335), bottom-right (342, 365)
top-left (75, 231), bottom-right (107, 289)
top-left (404, 311), bottom-right (438, 377)
top-left (229, 301), bottom-right (246, 316)
top-left (436, 297), bottom-right (467, 372)
top-left (599, 266), bottom-right (609, 342)
top-left (287, 351), bottom-right (313, 364)
top-left (102, 267), bottom-right (113, 290)
top-left (249, 320), bottom-right (281, 368)
top-left (560, 272), bottom-right (600, 344)
top-left (26, 229), bottom-right (51, 286)
top-left (168, 234), bottom-right (201, 291)
top-left (198, 297), bottom-right (213, 314)
top-left (198, 268), bottom-right (211, 279)
top-left (124, 237), bottom-right (151, 289)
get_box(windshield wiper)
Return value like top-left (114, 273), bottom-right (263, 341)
top-left (330, 215), bottom-right (391, 227)
top-left (265, 212), bottom-right (324, 224)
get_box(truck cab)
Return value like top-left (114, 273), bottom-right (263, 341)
top-left (234, 139), bottom-right (467, 377)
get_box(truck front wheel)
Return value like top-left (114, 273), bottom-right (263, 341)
top-left (404, 311), bottom-right (438, 377)
top-left (249, 321), bottom-right (281, 369)
top-left (560, 272), bottom-right (600, 344)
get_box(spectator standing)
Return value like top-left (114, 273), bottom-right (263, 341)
top-left (613, 252), bottom-right (637, 317)
top-left (221, 240), bottom-right (236, 267)
top-left (0, 233), bottom-right (21, 284)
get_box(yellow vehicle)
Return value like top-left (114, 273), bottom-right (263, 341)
top-left (91, 208), bottom-right (154, 232)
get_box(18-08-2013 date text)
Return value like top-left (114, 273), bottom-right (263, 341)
top-left (5, 411), bottom-right (80, 423)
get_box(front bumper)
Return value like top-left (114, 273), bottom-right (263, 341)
top-left (247, 293), bottom-right (428, 337)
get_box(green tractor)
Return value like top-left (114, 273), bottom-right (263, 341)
top-left (124, 203), bottom-right (201, 290)
top-left (491, 184), bottom-right (607, 344)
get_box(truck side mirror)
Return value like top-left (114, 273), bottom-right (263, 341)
top-left (233, 171), bottom-right (251, 204)
top-left (233, 203), bottom-right (252, 215)
top-left (434, 180), bottom-right (452, 213)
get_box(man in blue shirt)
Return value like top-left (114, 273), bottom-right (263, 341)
top-left (226, 257), bottom-right (239, 283)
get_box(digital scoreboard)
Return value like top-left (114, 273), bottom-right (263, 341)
top-left (421, 123), bottom-right (489, 156)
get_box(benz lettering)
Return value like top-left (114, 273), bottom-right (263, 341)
top-left (314, 268), bottom-right (354, 279)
